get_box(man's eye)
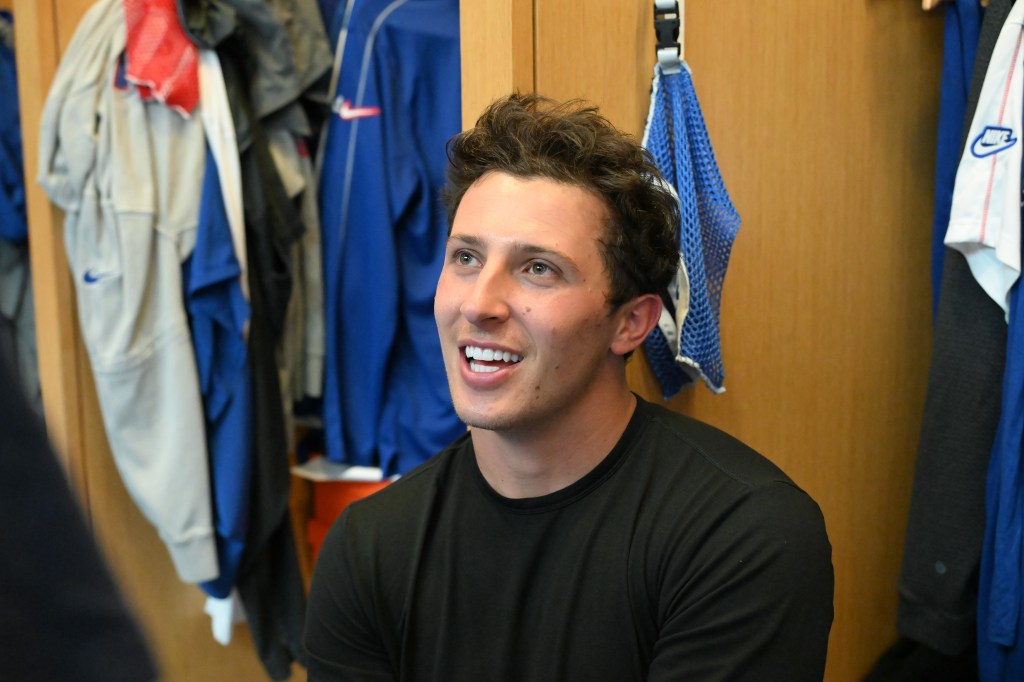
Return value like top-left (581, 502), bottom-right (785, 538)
top-left (528, 261), bottom-right (551, 276)
top-left (456, 251), bottom-right (475, 265)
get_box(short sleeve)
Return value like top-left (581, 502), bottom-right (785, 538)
top-left (304, 509), bottom-right (398, 682)
top-left (647, 482), bottom-right (834, 681)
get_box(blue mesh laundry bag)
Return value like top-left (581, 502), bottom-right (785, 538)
top-left (642, 62), bottom-right (740, 395)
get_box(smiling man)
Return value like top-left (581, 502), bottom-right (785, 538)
top-left (305, 94), bottom-right (834, 681)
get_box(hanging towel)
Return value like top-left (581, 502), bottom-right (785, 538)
top-left (123, 0), bottom-right (199, 115)
top-left (642, 62), bottom-right (740, 396)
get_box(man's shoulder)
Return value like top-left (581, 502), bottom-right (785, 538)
top-left (635, 398), bottom-right (797, 491)
top-left (630, 400), bottom-right (832, 590)
top-left (343, 432), bottom-right (471, 532)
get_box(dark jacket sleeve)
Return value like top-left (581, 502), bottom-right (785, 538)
top-left (0, 354), bottom-right (158, 682)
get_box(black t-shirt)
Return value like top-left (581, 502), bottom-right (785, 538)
top-left (305, 398), bottom-right (833, 681)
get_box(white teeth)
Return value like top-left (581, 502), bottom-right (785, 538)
top-left (469, 361), bottom-right (499, 373)
top-left (462, 345), bottom-right (523, 364)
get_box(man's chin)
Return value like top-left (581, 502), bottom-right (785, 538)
top-left (453, 404), bottom-right (516, 433)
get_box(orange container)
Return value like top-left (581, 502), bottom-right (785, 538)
top-left (307, 518), bottom-right (333, 567)
top-left (307, 479), bottom-right (391, 567)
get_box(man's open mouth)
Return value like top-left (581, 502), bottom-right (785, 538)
top-left (463, 345), bottom-right (523, 374)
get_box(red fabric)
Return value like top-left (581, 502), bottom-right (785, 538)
top-left (123, 0), bottom-right (199, 115)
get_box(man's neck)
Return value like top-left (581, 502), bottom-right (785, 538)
top-left (471, 388), bottom-right (638, 499)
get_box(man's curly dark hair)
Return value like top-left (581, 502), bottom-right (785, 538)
top-left (442, 93), bottom-right (680, 309)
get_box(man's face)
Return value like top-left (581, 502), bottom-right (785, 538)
top-left (434, 172), bottom-right (630, 435)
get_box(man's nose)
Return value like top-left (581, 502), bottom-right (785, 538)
top-left (460, 266), bottom-right (511, 325)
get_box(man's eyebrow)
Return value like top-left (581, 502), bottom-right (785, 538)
top-left (447, 234), bottom-right (579, 268)
top-left (447, 234), bottom-right (484, 248)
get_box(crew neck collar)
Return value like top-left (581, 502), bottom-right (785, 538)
top-left (469, 396), bottom-right (650, 513)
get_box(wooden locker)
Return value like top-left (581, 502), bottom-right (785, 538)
top-left (460, 1), bottom-right (943, 679)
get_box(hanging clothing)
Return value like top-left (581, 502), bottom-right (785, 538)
top-left (313, 0), bottom-right (361, 180)
top-left (193, 55), bottom-right (254, 613)
top-left (222, 36), bottom-right (308, 681)
top-left (0, 10), bottom-right (38, 413)
top-left (641, 61), bottom-right (740, 396)
top-left (182, 0), bottom-right (329, 415)
top-left (316, 0), bottom-right (344, 37)
top-left (234, 127), bottom-right (309, 680)
top-left (186, 143), bottom-right (253, 602)
top-left (267, 128), bottom-right (325, 407)
top-left (0, 239), bottom-right (39, 413)
top-left (976, 5), bottom-right (1024, 676)
top-left (945, 0), bottom-right (1024, 318)
top-left (319, 0), bottom-right (401, 472)
top-left (37, 0), bottom-right (217, 583)
top-left (0, 10), bottom-right (25, 246)
top-left (198, 47), bottom-right (248, 300)
top-left (319, 0), bottom-right (464, 476)
top-left (178, 0), bottom-right (332, 147)
top-left (931, 0), bottom-right (983, 315)
top-left (895, 0), bottom-right (1012, 658)
top-left (179, 1), bottom-right (331, 673)
top-left (866, 637), bottom-right (979, 682)
top-left (978, 271), bottom-right (1024, 680)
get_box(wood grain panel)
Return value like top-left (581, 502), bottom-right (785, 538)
top-left (529, 1), bottom-right (943, 679)
top-left (534, 0), bottom-right (654, 135)
top-left (14, 0), bottom-right (86, 490)
top-left (459, 0), bottom-right (534, 130)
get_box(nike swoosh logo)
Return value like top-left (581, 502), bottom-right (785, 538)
top-left (971, 126), bottom-right (1018, 158)
top-left (337, 99), bottom-right (381, 121)
top-left (83, 269), bottom-right (115, 284)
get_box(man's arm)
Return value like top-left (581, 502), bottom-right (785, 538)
top-left (648, 482), bottom-right (834, 681)
top-left (305, 510), bottom-right (398, 682)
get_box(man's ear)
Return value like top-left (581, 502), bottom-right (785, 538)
top-left (609, 293), bottom-right (663, 356)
